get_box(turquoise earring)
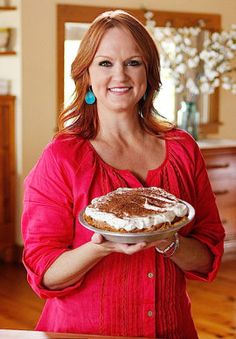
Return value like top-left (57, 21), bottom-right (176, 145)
top-left (85, 87), bottom-right (96, 105)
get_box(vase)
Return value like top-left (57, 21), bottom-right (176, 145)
top-left (177, 101), bottom-right (199, 140)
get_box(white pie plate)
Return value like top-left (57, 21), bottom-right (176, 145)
top-left (78, 200), bottom-right (195, 244)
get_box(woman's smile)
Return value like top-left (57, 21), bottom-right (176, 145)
top-left (108, 86), bottom-right (132, 94)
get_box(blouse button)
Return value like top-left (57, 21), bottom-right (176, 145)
top-left (147, 310), bottom-right (153, 317)
top-left (147, 272), bottom-right (154, 278)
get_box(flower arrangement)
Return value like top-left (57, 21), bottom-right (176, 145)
top-left (145, 11), bottom-right (236, 100)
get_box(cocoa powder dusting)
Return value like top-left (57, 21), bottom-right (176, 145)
top-left (92, 188), bottom-right (178, 218)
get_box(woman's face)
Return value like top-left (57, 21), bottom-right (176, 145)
top-left (88, 27), bottom-right (147, 115)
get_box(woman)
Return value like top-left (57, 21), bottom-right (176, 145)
top-left (22, 10), bottom-right (225, 338)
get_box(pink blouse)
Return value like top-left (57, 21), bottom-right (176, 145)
top-left (22, 129), bottom-right (225, 338)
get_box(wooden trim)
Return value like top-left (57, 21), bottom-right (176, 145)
top-left (57, 5), bottom-right (221, 131)
top-left (0, 51), bottom-right (16, 55)
top-left (0, 94), bottom-right (16, 99)
top-left (57, 4), bottom-right (221, 28)
top-left (0, 6), bottom-right (17, 10)
top-left (200, 145), bottom-right (236, 155)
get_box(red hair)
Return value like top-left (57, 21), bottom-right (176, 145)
top-left (57, 10), bottom-right (174, 138)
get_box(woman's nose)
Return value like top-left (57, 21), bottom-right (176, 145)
top-left (112, 64), bottom-right (128, 80)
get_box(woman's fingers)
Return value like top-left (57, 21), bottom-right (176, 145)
top-left (118, 241), bottom-right (147, 255)
top-left (91, 233), bottom-right (147, 254)
top-left (91, 233), bottom-right (104, 244)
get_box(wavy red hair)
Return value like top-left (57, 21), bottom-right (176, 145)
top-left (57, 10), bottom-right (174, 138)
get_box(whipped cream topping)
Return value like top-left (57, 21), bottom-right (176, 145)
top-left (84, 187), bottom-right (188, 232)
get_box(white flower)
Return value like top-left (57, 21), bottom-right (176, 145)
top-left (217, 63), bottom-right (230, 73)
top-left (226, 39), bottom-right (235, 48)
top-left (221, 31), bottom-right (229, 39)
top-left (175, 54), bottom-right (184, 63)
top-left (212, 42), bottom-right (221, 49)
top-left (173, 34), bottom-right (182, 43)
top-left (231, 44), bottom-right (236, 50)
top-left (147, 20), bottom-right (156, 28)
top-left (175, 84), bottom-right (184, 93)
top-left (188, 57), bottom-right (199, 68)
top-left (232, 84), bottom-right (236, 94)
top-left (190, 27), bottom-right (201, 36)
top-left (175, 63), bottom-right (187, 74)
top-left (186, 78), bottom-right (200, 95)
top-left (205, 69), bottom-right (219, 81)
top-left (183, 27), bottom-right (190, 35)
top-left (200, 82), bottom-right (211, 93)
top-left (184, 37), bottom-right (191, 46)
top-left (179, 43), bottom-right (186, 52)
top-left (209, 87), bottom-right (215, 94)
top-left (154, 29), bottom-right (164, 40)
top-left (212, 32), bottom-right (220, 41)
top-left (145, 16), bottom-right (236, 96)
top-left (222, 82), bottom-right (232, 90)
top-left (217, 54), bottom-right (224, 62)
top-left (188, 48), bottom-right (198, 57)
top-left (210, 50), bottom-right (219, 58)
top-left (203, 39), bottom-right (211, 48)
top-left (199, 50), bottom-right (208, 60)
top-left (175, 46), bottom-right (181, 53)
top-left (206, 59), bottom-right (217, 68)
top-left (172, 70), bottom-right (181, 80)
top-left (213, 78), bottom-right (220, 87)
top-left (144, 11), bottom-right (154, 20)
top-left (200, 75), bottom-right (207, 82)
top-left (226, 50), bottom-right (234, 59)
top-left (162, 59), bottom-right (171, 68)
top-left (222, 76), bottom-right (230, 83)
top-left (163, 27), bottom-right (172, 36)
top-left (161, 41), bottom-right (173, 53)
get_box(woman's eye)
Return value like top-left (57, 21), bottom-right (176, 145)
top-left (98, 60), bottom-right (112, 67)
top-left (127, 60), bottom-right (142, 66)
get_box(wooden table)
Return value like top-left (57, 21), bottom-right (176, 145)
top-left (0, 330), bottom-right (146, 339)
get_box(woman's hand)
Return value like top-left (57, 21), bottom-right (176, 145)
top-left (92, 233), bottom-right (214, 275)
top-left (145, 233), bottom-right (213, 274)
top-left (91, 233), bottom-right (147, 255)
top-left (144, 235), bottom-right (176, 251)
top-left (90, 233), bottom-right (175, 255)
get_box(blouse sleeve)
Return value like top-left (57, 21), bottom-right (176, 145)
top-left (184, 141), bottom-right (225, 282)
top-left (21, 142), bottom-right (84, 298)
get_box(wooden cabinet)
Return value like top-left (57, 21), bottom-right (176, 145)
top-left (0, 95), bottom-right (15, 261)
top-left (200, 143), bottom-right (236, 253)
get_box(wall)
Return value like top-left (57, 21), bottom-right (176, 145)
top-left (0, 0), bottom-right (22, 244)
top-left (3, 0), bottom-right (236, 244)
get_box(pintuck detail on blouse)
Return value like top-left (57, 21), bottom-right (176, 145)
top-left (22, 129), bottom-right (225, 338)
